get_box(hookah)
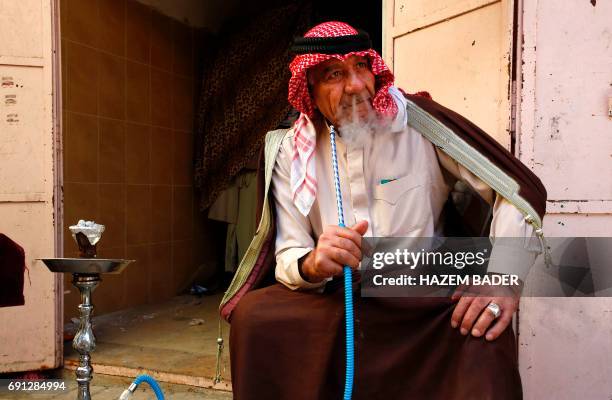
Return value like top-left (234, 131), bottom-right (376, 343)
top-left (40, 221), bottom-right (166, 399)
top-left (329, 125), bottom-right (355, 400)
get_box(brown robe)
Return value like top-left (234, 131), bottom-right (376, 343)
top-left (231, 283), bottom-right (522, 399)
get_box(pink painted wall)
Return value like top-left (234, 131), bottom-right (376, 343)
top-left (517, 1), bottom-right (612, 398)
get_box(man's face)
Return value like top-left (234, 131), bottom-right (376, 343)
top-left (308, 55), bottom-right (376, 127)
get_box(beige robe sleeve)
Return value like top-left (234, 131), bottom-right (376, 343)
top-left (271, 134), bottom-right (326, 290)
top-left (435, 148), bottom-right (539, 280)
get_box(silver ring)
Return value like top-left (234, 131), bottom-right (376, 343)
top-left (486, 302), bottom-right (502, 319)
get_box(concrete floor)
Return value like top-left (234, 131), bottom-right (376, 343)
top-left (59, 293), bottom-right (232, 398)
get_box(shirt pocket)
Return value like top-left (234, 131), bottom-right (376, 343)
top-left (373, 173), bottom-right (429, 204)
top-left (372, 173), bottom-right (431, 236)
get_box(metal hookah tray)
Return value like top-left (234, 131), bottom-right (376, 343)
top-left (39, 258), bottom-right (133, 274)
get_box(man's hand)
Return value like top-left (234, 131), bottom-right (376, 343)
top-left (300, 220), bottom-right (369, 283)
top-left (450, 282), bottom-right (520, 341)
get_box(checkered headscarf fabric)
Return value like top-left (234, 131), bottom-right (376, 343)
top-left (288, 21), bottom-right (397, 118)
top-left (287, 21), bottom-right (397, 216)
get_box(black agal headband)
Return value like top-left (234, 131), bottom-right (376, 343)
top-left (290, 29), bottom-right (372, 55)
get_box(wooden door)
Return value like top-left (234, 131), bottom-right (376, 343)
top-left (383, 0), bottom-right (514, 148)
top-left (0, 0), bottom-right (62, 372)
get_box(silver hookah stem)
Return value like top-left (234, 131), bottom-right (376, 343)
top-left (72, 274), bottom-right (100, 400)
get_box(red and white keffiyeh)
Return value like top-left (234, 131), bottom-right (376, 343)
top-left (287, 21), bottom-right (397, 216)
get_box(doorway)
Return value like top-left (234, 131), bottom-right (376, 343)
top-left (58, 0), bottom-right (382, 393)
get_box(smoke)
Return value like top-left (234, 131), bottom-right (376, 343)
top-left (335, 95), bottom-right (396, 152)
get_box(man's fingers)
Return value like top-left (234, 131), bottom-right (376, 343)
top-left (470, 304), bottom-right (497, 337)
top-left (331, 247), bottom-right (360, 269)
top-left (351, 220), bottom-right (368, 235)
top-left (485, 312), bottom-right (513, 341)
top-left (326, 225), bottom-right (363, 248)
top-left (459, 297), bottom-right (489, 335)
top-left (334, 226), bottom-right (361, 248)
top-left (329, 236), bottom-right (362, 262)
top-left (451, 287), bottom-right (519, 340)
top-left (451, 296), bottom-right (473, 329)
top-left (318, 243), bottom-right (359, 269)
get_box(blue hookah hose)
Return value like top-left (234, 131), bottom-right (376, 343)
top-left (119, 374), bottom-right (165, 399)
top-left (329, 125), bottom-right (355, 400)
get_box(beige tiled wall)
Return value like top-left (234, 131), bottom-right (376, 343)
top-left (61, 0), bottom-right (219, 319)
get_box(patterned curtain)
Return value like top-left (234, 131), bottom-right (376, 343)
top-left (195, 2), bottom-right (311, 210)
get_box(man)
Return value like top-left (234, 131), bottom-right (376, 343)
top-left (221, 21), bottom-right (546, 399)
